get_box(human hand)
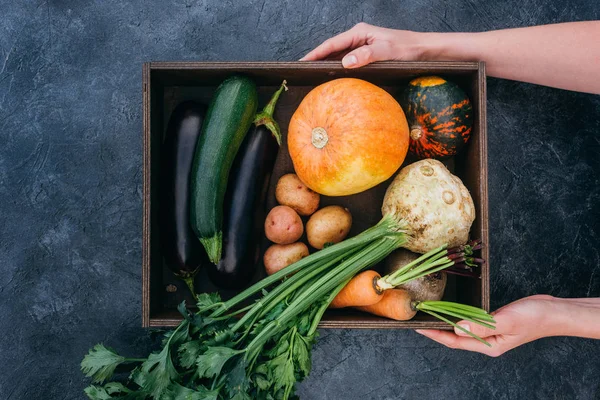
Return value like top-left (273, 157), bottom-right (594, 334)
top-left (300, 23), bottom-right (431, 68)
top-left (415, 295), bottom-right (563, 357)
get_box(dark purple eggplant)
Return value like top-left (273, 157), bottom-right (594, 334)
top-left (207, 81), bottom-right (288, 289)
top-left (160, 101), bottom-right (208, 297)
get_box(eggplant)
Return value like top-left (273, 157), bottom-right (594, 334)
top-left (207, 81), bottom-right (288, 289)
top-left (160, 101), bottom-right (208, 295)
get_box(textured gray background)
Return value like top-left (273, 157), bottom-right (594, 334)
top-left (1, 1), bottom-right (599, 399)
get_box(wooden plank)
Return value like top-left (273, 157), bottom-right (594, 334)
top-left (142, 62), bottom-right (151, 328)
top-left (478, 61), bottom-right (490, 313)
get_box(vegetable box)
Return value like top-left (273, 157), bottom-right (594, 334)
top-left (142, 61), bottom-right (489, 329)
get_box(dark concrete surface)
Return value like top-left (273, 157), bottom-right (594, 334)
top-left (1, 1), bottom-right (599, 399)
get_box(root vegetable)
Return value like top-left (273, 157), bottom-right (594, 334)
top-left (264, 205), bottom-right (303, 244)
top-left (356, 289), bottom-right (416, 320)
top-left (386, 249), bottom-right (447, 302)
top-left (381, 159), bottom-right (475, 253)
top-left (356, 289), bottom-right (496, 346)
top-left (263, 242), bottom-right (310, 275)
top-left (275, 173), bottom-right (320, 216)
top-left (397, 272), bottom-right (447, 302)
top-left (306, 205), bottom-right (352, 249)
top-left (329, 270), bottom-right (383, 308)
top-left (330, 242), bottom-right (480, 308)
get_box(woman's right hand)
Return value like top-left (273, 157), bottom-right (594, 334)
top-left (300, 21), bottom-right (600, 93)
top-left (300, 23), bottom-right (431, 68)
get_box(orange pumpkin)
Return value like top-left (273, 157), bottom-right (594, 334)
top-left (288, 78), bottom-right (409, 196)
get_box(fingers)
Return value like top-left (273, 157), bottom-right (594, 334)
top-left (453, 309), bottom-right (514, 338)
top-left (300, 26), bottom-right (367, 61)
top-left (453, 321), bottom-right (499, 339)
top-left (341, 41), bottom-right (393, 68)
top-left (415, 329), bottom-right (504, 357)
top-left (322, 49), bottom-right (351, 61)
top-left (415, 309), bottom-right (514, 357)
top-left (300, 23), bottom-right (394, 68)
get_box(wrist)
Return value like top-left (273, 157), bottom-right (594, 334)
top-left (541, 297), bottom-right (600, 338)
top-left (538, 296), bottom-right (570, 337)
top-left (415, 31), bottom-right (481, 62)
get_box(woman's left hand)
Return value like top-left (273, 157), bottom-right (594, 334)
top-left (415, 295), bottom-right (575, 357)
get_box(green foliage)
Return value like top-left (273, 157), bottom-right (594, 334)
top-left (178, 340), bottom-right (205, 369)
top-left (81, 344), bottom-right (126, 384)
top-left (81, 216), bottom-right (409, 398)
top-left (84, 382), bottom-right (143, 400)
top-left (162, 382), bottom-right (219, 400)
top-left (196, 347), bottom-right (241, 379)
top-left (196, 293), bottom-right (222, 310)
top-left (133, 346), bottom-right (180, 399)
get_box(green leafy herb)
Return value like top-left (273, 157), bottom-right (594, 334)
top-left (225, 360), bottom-right (250, 399)
top-left (133, 345), bottom-right (179, 399)
top-left (295, 313), bottom-right (311, 337)
top-left (178, 340), bottom-right (205, 369)
top-left (81, 344), bottom-right (137, 383)
top-left (292, 335), bottom-right (311, 377)
top-left (268, 353), bottom-right (295, 394)
top-left (104, 383), bottom-right (133, 394)
top-left (196, 347), bottom-right (242, 379)
top-left (210, 330), bottom-right (233, 346)
top-left (162, 382), bottom-right (219, 400)
top-left (230, 392), bottom-right (253, 400)
top-left (196, 293), bottom-right (222, 310)
top-left (83, 385), bottom-right (112, 400)
top-left (177, 301), bottom-right (190, 319)
top-left (253, 373), bottom-right (270, 391)
top-left (83, 382), bottom-right (141, 400)
top-left (191, 314), bottom-right (215, 331)
top-left (162, 321), bottom-right (191, 348)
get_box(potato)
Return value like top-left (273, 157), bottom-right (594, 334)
top-left (263, 242), bottom-right (309, 276)
top-left (264, 205), bottom-right (304, 244)
top-left (306, 205), bottom-right (352, 249)
top-left (275, 173), bottom-right (320, 216)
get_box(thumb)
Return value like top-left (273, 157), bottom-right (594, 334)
top-left (454, 319), bottom-right (499, 338)
top-left (341, 42), bottom-right (390, 68)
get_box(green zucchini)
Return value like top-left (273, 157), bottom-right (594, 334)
top-left (190, 75), bottom-right (258, 264)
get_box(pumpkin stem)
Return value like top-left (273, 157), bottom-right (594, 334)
top-left (410, 127), bottom-right (423, 141)
top-left (254, 80), bottom-right (288, 146)
top-left (311, 127), bottom-right (329, 149)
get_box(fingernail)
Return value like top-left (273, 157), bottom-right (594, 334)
top-left (414, 329), bottom-right (425, 334)
top-left (342, 55), bottom-right (357, 67)
top-left (456, 323), bottom-right (470, 335)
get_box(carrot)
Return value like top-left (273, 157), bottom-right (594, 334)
top-left (329, 270), bottom-right (383, 308)
top-left (355, 289), bottom-right (417, 320)
top-left (328, 242), bottom-right (485, 309)
top-left (355, 289), bottom-right (497, 346)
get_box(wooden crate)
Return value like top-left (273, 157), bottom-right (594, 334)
top-left (142, 61), bottom-right (489, 328)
